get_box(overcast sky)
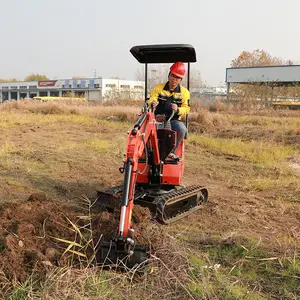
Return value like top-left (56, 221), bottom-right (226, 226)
top-left (0, 0), bottom-right (299, 86)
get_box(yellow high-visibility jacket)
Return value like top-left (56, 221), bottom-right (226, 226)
top-left (147, 82), bottom-right (190, 120)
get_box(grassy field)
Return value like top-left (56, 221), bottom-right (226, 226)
top-left (0, 100), bottom-right (299, 299)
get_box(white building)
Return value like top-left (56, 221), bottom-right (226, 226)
top-left (199, 86), bottom-right (227, 95)
top-left (0, 78), bottom-right (145, 102)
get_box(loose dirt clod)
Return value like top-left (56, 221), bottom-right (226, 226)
top-left (45, 247), bottom-right (61, 262)
top-left (27, 192), bottom-right (47, 202)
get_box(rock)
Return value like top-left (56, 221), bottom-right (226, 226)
top-left (27, 192), bottom-right (47, 202)
top-left (45, 248), bottom-right (60, 262)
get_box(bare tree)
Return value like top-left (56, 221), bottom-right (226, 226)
top-left (231, 49), bottom-right (290, 67)
top-left (135, 64), bottom-right (203, 97)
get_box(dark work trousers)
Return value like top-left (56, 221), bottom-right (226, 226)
top-left (170, 120), bottom-right (187, 153)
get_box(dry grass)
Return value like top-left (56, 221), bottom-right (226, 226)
top-left (0, 100), bottom-right (299, 299)
top-left (188, 110), bottom-right (229, 134)
top-left (189, 134), bottom-right (300, 165)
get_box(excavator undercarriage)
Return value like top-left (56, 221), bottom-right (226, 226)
top-left (97, 184), bottom-right (208, 224)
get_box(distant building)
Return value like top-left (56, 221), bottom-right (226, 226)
top-left (0, 78), bottom-right (145, 102)
top-left (200, 86), bottom-right (227, 95)
top-left (226, 65), bottom-right (300, 84)
top-left (225, 65), bottom-right (300, 105)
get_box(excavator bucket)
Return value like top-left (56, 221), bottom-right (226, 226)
top-left (97, 241), bottom-right (148, 269)
top-left (93, 188), bottom-right (122, 212)
top-left (93, 189), bottom-right (148, 270)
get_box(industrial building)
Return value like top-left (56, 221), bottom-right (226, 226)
top-left (225, 65), bottom-right (300, 108)
top-left (226, 65), bottom-right (300, 94)
top-left (0, 78), bottom-right (145, 102)
top-left (226, 65), bottom-right (300, 85)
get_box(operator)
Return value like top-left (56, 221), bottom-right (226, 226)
top-left (147, 62), bottom-right (190, 160)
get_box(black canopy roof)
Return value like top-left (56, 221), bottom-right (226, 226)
top-left (130, 44), bottom-right (196, 64)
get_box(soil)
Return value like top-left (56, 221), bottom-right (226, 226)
top-left (0, 190), bottom-right (155, 282)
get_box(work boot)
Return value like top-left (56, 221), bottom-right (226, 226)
top-left (167, 152), bottom-right (179, 160)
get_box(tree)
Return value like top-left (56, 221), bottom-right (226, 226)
top-left (24, 74), bottom-right (49, 81)
top-left (231, 49), bottom-right (292, 67)
top-left (135, 65), bottom-right (169, 91)
top-left (0, 78), bottom-right (17, 82)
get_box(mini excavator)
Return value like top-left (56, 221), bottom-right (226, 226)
top-left (96, 44), bottom-right (208, 268)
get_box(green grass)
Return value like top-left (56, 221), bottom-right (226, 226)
top-left (7, 275), bottom-right (41, 300)
top-left (83, 273), bottom-right (115, 298)
top-left (188, 134), bottom-right (299, 166)
top-left (186, 238), bottom-right (300, 299)
top-left (228, 115), bottom-right (300, 130)
top-left (243, 176), bottom-right (300, 193)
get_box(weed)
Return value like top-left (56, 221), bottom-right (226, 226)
top-left (198, 238), bottom-right (300, 298)
top-left (8, 275), bottom-right (42, 300)
top-left (83, 273), bottom-right (113, 298)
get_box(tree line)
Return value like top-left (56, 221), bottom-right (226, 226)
top-left (0, 74), bottom-right (49, 82)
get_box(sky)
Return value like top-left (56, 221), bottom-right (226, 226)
top-left (0, 0), bottom-right (299, 86)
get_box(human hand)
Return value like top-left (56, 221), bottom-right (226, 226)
top-left (171, 103), bottom-right (178, 111)
top-left (152, 101), bottom-right (159, 108)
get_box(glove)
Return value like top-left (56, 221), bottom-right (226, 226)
top-left (152, 101), bottom-right (159, 108)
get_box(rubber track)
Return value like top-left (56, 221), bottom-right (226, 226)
top-left (153, 185), bottom-right (208, 224)
top-left (101, 184), bottom-right (208, 224)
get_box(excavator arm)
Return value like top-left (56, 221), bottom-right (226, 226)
top-left (118, 106), bottom-right (160, 238)
top-left (98, 105), bottom-right (159, 268)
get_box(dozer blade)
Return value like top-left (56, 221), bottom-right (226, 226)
top-left (97, 241), bottom-right (148, 269)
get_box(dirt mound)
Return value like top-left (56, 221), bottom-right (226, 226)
top-left (0, 195), bottom-right (157, 283)
top-left (0, 195), bottom-right (113, 281)
top-left (0, 194), bottom-right (78, 281)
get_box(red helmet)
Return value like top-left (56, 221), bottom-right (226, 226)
top-left (170, 62), bottom-right (186, 78)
